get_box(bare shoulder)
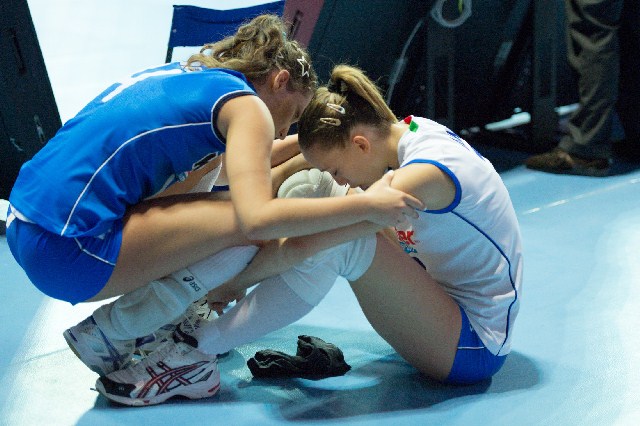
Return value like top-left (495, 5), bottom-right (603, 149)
top-left (216, 94), bottom-right (273, 139)
top-left (392, 163), bottom-right (456, 211)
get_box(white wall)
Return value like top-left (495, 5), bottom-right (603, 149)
top-left (27, 0), bottom-right (279, 122)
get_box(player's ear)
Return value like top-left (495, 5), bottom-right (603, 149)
top-left (352, 135), bottom-right (371, 154)
top-left (272, 69), bottom-right (290, 91)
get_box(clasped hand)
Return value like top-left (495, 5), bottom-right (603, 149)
top-left (206, 282), bottom-right (246, 316)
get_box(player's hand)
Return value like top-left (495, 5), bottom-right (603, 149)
top-left (363, 171), bottom-right (423, 227)
top-left (207, 286), bottom-right (246, 316)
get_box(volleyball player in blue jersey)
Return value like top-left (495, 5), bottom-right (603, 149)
top-left (5, 15), bottom-right (421, 394)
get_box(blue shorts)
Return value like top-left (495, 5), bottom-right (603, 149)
top-left (6, 209), bottom-right (121, 305)
top-left (444, 305), bottom-right (507, 385)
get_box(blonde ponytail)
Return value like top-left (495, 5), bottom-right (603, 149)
top-left (329, 65), bottom-right (396, 123)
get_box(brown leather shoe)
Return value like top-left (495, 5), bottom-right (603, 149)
top-left (525, 148), bottom-right (610, 177)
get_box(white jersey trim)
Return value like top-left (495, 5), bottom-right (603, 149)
top-left (73, 238), bottom-right (116, 266)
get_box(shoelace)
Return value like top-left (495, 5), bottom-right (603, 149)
top-left (128, 339), bottom-right (181, 378)
top-left (197, 299), bottom-right (214, 320)
top-left (135, 300), bottom-right (210, 358)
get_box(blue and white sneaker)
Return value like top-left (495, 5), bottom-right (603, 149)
top-left (63, 316), bottom-right (135, 377)
top-left (96, 328), bottom-right (219, 406)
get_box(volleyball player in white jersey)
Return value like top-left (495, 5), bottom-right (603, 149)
top-left (5, 15), bottom-right (420, 394)
top-left (94, 64), bottom-right (522, 406)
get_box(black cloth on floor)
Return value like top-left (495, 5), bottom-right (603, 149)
top-left (247, 335), bottom-right (351, 379)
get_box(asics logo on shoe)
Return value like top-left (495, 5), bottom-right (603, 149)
top-left (137, 361), bottom-right (215, 399)
top-left (99, 331), bottom-right (131, 372)
top-left (63, 316), bottom-right (134, 376)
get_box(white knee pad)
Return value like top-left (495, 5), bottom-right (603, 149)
top-left (279, 234), bottom-right (377, 306)
top-left (278, 169), bottom-right (349, 199)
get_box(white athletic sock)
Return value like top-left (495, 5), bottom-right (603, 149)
top-left (92, 245), bottom-right (258, 341)
top-left (193, 274), bottom-right (319, 356)
top-left (193, 234), bottom-right (376, 355)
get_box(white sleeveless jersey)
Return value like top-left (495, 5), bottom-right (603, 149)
top-left (395, 116), bottom-right (523, 355)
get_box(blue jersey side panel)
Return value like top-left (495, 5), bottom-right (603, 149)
top-left (9, 64), bottom-right (256, 237)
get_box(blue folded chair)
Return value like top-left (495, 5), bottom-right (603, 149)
top-left (166, 1), bottom-right (286, 62)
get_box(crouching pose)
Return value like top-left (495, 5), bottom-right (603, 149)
top-left (91, 64), bottom-right (523, 406)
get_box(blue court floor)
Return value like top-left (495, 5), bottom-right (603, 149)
top-left (2, 1), bottom-right (640, 425)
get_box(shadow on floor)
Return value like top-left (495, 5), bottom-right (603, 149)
top-left (85, 326), bottom-right (540, 422)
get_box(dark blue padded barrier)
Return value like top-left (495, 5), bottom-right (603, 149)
top-left (167, 1), bottom-right (285, 62)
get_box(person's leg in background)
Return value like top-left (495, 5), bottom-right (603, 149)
top-left (614, 0), bottom-right (640, 158)
top-left (526, 0), bottom-right (625, 176)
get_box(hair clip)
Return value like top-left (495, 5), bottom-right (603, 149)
top-left (297, 56), bottom-right (310, 77)
top-left (326, 103), bottom-right (345, 114)
top-left (320, 117), bottom-right (341, 126)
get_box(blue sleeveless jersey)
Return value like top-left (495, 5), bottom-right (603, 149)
top-left (9, 63), bottom-right (256, 237)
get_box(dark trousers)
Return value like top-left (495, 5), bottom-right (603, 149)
top-left (559, 0), bottom-right (639, 159)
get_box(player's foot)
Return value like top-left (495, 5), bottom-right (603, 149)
top-left (96, 327), bottom-right (219, 406)
top-left (63, 315), bottom-right (135, 376)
